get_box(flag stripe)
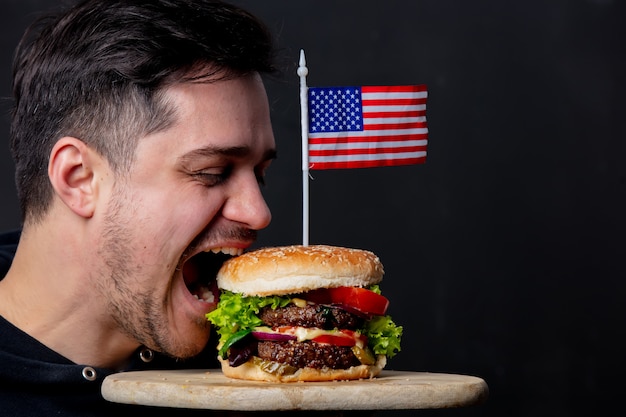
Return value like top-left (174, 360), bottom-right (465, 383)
top-left (310, 146), bottom-right (427, 157)
top-left (363, 93), bottom-right (427, 101)
top-left (309, 157), bottom-right (426, 170)
top-left (309, 152), bottom-right (427, 169)
top-left (365, 111), bottom-right (426, 118)
top-left (308, 84), bottom-right (428, 169)
top-left (363, 104), bottom-right (427, 113)
top-left (365, 122), bottom-right (427, 131)
top-left (362, 98), bottom-right (427, 106)
top-left (309, 136), bottom-right (427, 145)
top-left (310, 151), bottom-right (427, 162)
top-left (310, 140), bottom-right (427, 151)
top-left (361, 85), bottom-right (427, 94)
top-left (310, 128), bottom-right (428, 138)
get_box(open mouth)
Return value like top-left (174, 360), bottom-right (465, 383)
top-left (182, 250), bottom-right (237, 304)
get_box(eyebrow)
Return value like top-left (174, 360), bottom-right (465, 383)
top-left (178, 145), bottom-right (277, 165)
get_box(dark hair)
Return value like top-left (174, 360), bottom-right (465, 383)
top-left (10, 0), bottom-right (275, 224)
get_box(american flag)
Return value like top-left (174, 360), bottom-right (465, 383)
top-left (307, 85), bottom-right (428, 170)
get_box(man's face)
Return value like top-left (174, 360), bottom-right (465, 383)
top-left (96, 74), bottom-right (275, 358)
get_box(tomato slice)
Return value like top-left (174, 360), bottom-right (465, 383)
top-left (312, 334), bottom-right (356, 347)
top-left (339, 329), bottom-right (368, 346)
top-left (304, 287), bottom-right (389, 316)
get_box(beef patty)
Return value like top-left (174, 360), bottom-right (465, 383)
top-left (259, 304), bottom-right (364, 329)
top-left (257, 340), bottom-right (361, 369)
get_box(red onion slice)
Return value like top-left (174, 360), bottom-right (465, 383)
top-left (251, 330), bottom-right (297, 342)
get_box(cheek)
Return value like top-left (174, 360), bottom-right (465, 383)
top-left (176, 193), bottom-right (224, 225)
top-left (149, 195), bottom-right (224, 242)
top-left (120, 179), bottom-right (225, 246)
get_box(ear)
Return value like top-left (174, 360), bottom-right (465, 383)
top-left (48, 137), bottom-right (102, 219)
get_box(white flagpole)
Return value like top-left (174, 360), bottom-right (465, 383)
top-left (297, 49), bottom-right (309, 246)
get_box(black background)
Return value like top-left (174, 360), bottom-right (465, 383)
top-left (1, 1), bottom-right (625, 416)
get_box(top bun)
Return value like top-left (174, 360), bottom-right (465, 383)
top-left (216, 245), bottom-right (384, 296)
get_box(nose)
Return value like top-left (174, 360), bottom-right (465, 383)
top-left (222, 173), bottom-right (272, 231)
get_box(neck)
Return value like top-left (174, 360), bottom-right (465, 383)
top-left (0, 222), bottom-right (140, 369)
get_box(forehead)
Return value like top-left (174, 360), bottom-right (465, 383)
top-left (168, 73), bottom-right (269, 127)
top-left (146, 74), bottom-right (274, 154)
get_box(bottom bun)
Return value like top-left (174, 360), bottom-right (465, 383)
top-left (218, 355), bottom-right (387, 382)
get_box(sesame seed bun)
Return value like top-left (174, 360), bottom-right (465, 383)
top-left (216, 245), bottom-right (384, 296)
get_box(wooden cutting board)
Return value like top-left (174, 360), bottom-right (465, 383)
top-left (102, 369), bottom-right (488, 411)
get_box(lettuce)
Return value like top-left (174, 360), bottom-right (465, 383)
top-left (206, 290), bottom-right (292, 343)
top-left (364, 315), bottom-right (403, 358)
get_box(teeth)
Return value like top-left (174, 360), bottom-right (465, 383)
top-left (207, 247), bottom-right (243, 256)
top-left (202, 290), bottom-right (215, 304)
top-left (193, 291), bottom-right (215, 304)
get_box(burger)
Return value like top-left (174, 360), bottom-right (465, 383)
top-left (206, 244), bottom-right (402, 382)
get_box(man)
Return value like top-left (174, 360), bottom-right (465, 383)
top-left (0, 0), bottom-right (277, 415)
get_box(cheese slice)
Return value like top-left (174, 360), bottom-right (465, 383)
top-left (253, 326), bottom-right (366, 348)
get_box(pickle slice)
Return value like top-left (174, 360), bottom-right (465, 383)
top-left (253, 357), bottom-right (298, 376)
top-left (351, 345), bottom-right (376, 365)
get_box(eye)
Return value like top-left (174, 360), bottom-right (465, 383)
top-left (193, 166), bottom-right (232, 187)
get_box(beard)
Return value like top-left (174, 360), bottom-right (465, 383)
top-left (96, 189), bottom-right (209, 360)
